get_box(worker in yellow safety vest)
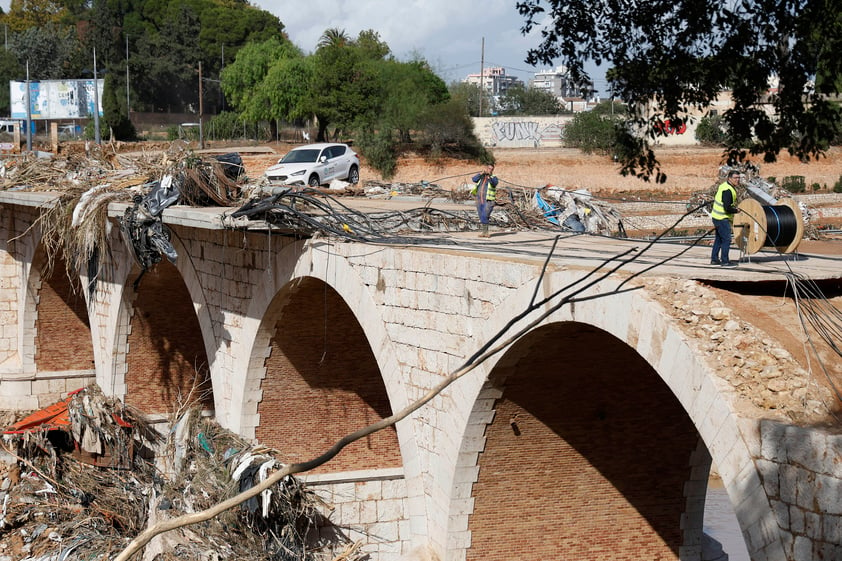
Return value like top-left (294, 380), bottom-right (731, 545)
top-left (471, 163), bottom-right (498, 237)
top-left (710, 170), bottom-right (741, 266)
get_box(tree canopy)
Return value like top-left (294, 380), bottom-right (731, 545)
top-left (497, 85), bottom-right (563, 116)
top-left (518, 0), bottom-right (842, 181)
top-left (0, 0), bottom-right (287, 116)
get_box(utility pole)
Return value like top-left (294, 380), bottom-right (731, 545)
top-left (25, 61), bottom-right (31, 152)
top-left (126, 35), bottom-right (130, 114)
top-left (478, 37), bottom-right (485, 117)
top-left (93, 48), bottom-right (101, 145)
top-left (198, 61), bottom-right (204, 149)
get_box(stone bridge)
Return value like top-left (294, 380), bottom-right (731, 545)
top-left (0, 191), bottom-right (840, 561)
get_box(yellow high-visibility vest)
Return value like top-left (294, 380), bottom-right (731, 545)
top-left (711, 181), bottom-right (737, 220)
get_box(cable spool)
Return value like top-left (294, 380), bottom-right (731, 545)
top-left (733, 198), bottom-right (803, 255)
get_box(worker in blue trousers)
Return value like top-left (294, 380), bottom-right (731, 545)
top-left (471, 163), bottom-right (498, 238)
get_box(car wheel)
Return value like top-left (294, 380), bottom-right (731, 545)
top-left (347, 165), bottom-right (359, 184)
top-left (308, 174), bottom-right (320, 187)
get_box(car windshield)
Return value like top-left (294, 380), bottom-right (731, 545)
top-left (280, 149), bottom-right (320, 164)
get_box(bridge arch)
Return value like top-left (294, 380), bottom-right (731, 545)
top-left (106, 228), bottom-right (215, 414)
top-left (234, 239), bottom-right (426, 532)
top-left (445, 270), bottom-right (784, 561)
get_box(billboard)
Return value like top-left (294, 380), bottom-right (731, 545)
top-left (10, 79), bottom-right (104, 120)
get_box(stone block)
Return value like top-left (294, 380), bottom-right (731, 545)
top-left (805, 510), bottom-right (822, 540)
top-left (759, 421), bottom-right (788, 463)
top-left (331, 482), bottom-right (356, 503)
top-left (0, 379), bottom-right (32, 397)
top-left (785, 427), bottom-right (826, 471)
top-left (756, 458), bottom-right (780, 498)
top-left (816, 473), bottom-right (842, 515)
top-left (795, 470), bottom-right (817, 510)
top-left (772, 499), bottom-right (790, 529)
top-left (368, 521), bottom-right (399, 543)
top-left (32, 378), bottom-right (52, 395)
top-left (447, 530), bottom-right (471, 550)
top-left (380, 478), bottom-right (406, 499)
top-left (780, 464), bottom-right (798, 504)
top-left (377, 498), bottom-right (404, 522)
top-left (823, 513), bottom-right (842, 544)
top-left (359, 500), bottom-right (377, 524)
top-left (792, 535), bottom-right (813, 561)
top-left (339, 501), bottom-right (361, 525)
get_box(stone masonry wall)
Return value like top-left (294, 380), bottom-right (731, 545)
top-left (753, 421), bottom-right (842, 561)
top-left (304, 470), bottom-right (410, 561)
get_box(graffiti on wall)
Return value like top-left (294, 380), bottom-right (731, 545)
top-left (653, 119), bottom-right (687, 135)
top-left (490, 120), bottom-right (566, 147)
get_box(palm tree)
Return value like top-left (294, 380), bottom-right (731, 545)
top-left (317, 28), bottom-right (349, 50)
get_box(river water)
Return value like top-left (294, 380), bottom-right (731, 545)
top-left (704, 478), bottom-right (750, 561)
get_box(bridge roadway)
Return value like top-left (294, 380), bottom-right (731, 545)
top-left (0, 191), bottom-right (840, 561)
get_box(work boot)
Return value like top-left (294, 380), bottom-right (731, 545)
top-left (479, 224), bottom-right (489, 237)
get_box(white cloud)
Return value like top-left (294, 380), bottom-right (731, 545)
top-left (258, 0), bottom-right (541, 82)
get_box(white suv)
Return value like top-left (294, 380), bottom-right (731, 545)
top-left (264, 143), bottom-right (360, 187)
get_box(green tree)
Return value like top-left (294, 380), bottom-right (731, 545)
top-left (220, 36), bottom-right (305, 138)
top-left (418, 96), bottom-right (490, 161)
top-left (8, 22), bottom-right (80, 79)
top-left (310, 29), bottom-right (388, 141)
top-left (0, 50), bottom-right (25, 115)
top-left (591, 99), bottom-right (627, 116)
top-left (131, 2), bottom-right (202, 112)
top-left (102, 71), bottom-right (137, 140)
top-left (695, 114), bottom-right (728, 146)
top-left (448, 81), bottom-right (492, 117)
top-left (518, 0), bottom-right (842, 181)
top-left (378, 59), bottom-right (449, 143)
top-left (2, 0), bottom-right (289, 115)
top-left (497, 85), bottom-right (562, 115)
top-left (563, 111), bottom-right (621, 155)
top-left (1, 0), bottom-right (70, 31)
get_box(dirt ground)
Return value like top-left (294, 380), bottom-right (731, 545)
top-left (241, 143), bottom-right (842, 197)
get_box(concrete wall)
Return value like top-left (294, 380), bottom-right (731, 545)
top-left (471, 115), bottom-right (701, 148)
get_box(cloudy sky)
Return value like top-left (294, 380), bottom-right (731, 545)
top-left (257, 0), bottom-right (607, 91)
top-left (258, 0), bottom-right (547, 81)
top-left (0, 0), bottom-right (609, 94)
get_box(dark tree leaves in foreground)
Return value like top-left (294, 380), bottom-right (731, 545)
top-left (517, 0), bottom-right (842, 181)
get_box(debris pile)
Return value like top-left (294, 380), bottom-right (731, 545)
top-left (0, 385), bottom-right (358, 561)
top-left (225, 181), bottom-right (625, 239)
top-left (533, 186), bottom-right (623, 235)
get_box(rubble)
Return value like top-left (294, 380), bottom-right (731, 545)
top-left (0, 385), bottom-right (358, 561)
top-left (644, 277), bottom-right (835, 423)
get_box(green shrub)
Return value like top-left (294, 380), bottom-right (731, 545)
top-left (417, 97), bottom-right (489, 161)
top-left (811, 182), bottom-right (822, 192)
top-left (781, 175), bottom-right (806, 193)
top-left (208, 111), bottom-right (248, 140)
top-left (357, 128), bottom-right (397, 179)
top-left (833, 175), bottom-right (842, 193)
top-left (564, 111), bottom-right (621, 154)
top-left (695, 115), bottom-right (727, 145)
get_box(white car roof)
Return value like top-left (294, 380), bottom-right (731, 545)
top-left (289, 143), bottom-right (346, 150)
